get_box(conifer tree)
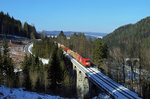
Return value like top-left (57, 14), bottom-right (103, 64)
top-left (22, 54), bottom-right (31, 90)
top-left (92, 39), bottom-right (108, 67)
top-left (23, 22), bottom-right (29, 37)
top-left (2, 38), bottom-right (15, 87)
top-left (57, 31), bottom-right (66, 45)
top-left (48, 47), bottom-right (63, 89)
top-left (0, 50), bottom-right (2, 83)
top-left (57, 48), bottom-right (65, 81)
top-left (22, 54), bottom-right (30, 73)
top-left (3, 38), bottom-right (9, 57)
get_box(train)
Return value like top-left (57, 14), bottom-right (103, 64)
top-left (58, 43), bottom-right (91, 67)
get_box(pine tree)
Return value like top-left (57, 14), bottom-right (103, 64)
top-left (22, 54), bottom-right (31, 90)
top-left (57, 31), bottom-right (66, 45)
top-left (2, 38), bottom-right (15, 87)
top-left (34, 55), bottom-right (40, 70)
top-left (22, 54), bottom-right (30, 73)
top-left (23, 22), bottom-right (29, 37)
top-left (2, 38), bottom-right (9, 57)
top-left (92, 39), bottom-right (108, 68)
top-left (48, 47), bottom-right (63, 90)
top-left (57, 48), bottom-right (65, 81)
top-left (0, 50), bottom-right (2, 83)
top-left (48, 49), bottom-right (57, 89)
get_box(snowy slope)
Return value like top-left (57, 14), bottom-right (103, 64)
top-left (0, 85), bottom-right (66, 99)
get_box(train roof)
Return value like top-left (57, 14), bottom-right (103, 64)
top-left (80, 56), bottom-right (90, 60)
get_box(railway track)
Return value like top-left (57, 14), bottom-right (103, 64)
top-left (87, 67), bottom-right (138, 99)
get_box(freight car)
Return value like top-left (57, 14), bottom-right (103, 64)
top-left (58, 43), bottom-right (91, 67)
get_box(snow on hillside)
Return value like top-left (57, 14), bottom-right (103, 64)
top-left (0, 85), bottom-right (66, 99)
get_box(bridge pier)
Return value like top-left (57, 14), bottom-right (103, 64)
top-left (73, 63), bottom-right (90, 99)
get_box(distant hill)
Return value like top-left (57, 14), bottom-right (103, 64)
top-left (39, 31), bottom-right (108, 39)
top-left (103, 16), bottom-right (150, 51)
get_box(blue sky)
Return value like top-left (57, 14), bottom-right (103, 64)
top-left (0, 0), bottom-right (150, 33)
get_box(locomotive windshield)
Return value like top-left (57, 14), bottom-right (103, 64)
top-left (86, 60), bottom-right (90, 62)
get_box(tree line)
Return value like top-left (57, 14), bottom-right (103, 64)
top-left (0, 11), bottom-right (39, 39)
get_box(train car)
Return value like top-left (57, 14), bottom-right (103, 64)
top-left (64, 48), bottom-right (69, 52)
top-left (57, 43), bottom-right (91, 67)
top-left (67, 49), bottom-right (72, 55)
top-left (61, 45), bottom-right (65, 50)
top-left (58, 43), bottom-right (61, 48)
top-left (72, 52), bottom-right (80, 61)
top-left (79, 56), bottom-right (91, 66)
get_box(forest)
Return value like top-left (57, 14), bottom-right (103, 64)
top-left (0, 11), bottom-right (39, 39)
top-left (103, 16), bottom-right (150, 98)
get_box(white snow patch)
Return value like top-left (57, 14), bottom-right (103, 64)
top-left (40, 58), bottom-right (49, 64)
top-left (84, 34), bottom-right (103, 38)
top-left (92, 93), bottom-right (112, 99)
top-left (0, 85), bottom-right (66, 99)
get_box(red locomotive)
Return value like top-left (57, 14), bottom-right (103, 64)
top-left (58, 43), bottom-right (91, 67)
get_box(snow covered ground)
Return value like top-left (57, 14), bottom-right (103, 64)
top-left (0, 85), bottom-right (112, 99)
top-left (0, 85), bottom-right (67, 99)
